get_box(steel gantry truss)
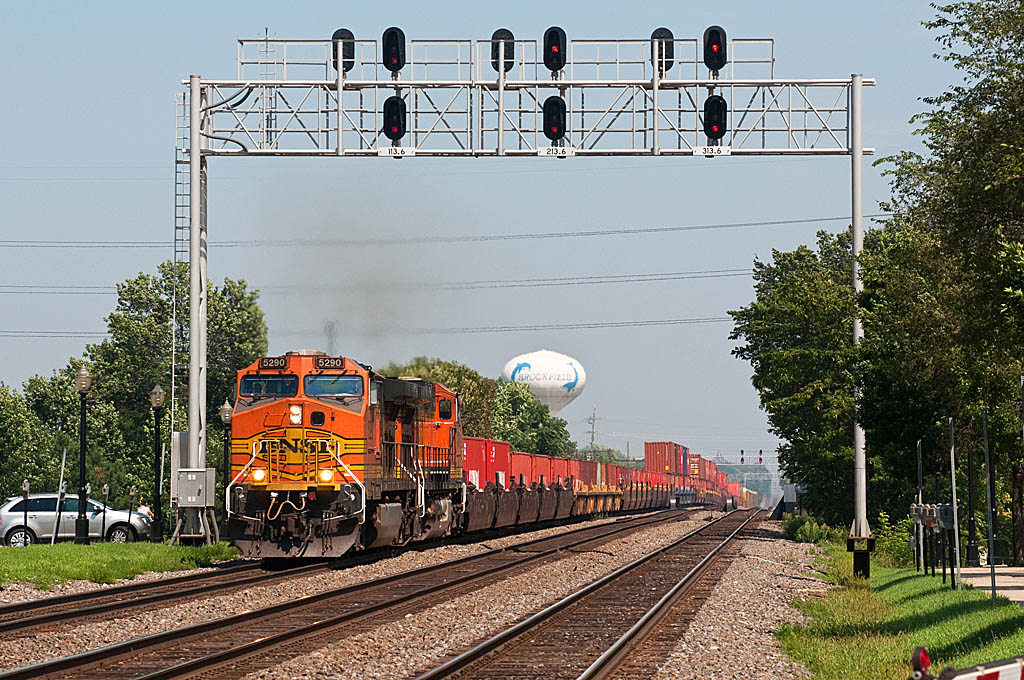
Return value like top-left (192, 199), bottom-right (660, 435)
top-left (174, 29), bottom-right (875, 562)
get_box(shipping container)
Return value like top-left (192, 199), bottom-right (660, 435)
top-left (532, 454), bottom-right (552, 488)
top-left (463, 437), bottom-right (488, 489)
top-left (489, 439), bottom-right (512, 489)
top-left (578, 459), bottom-right (598, 487)
top-left (688, 454), bottom-right (702, 479)
top-left (550, 457), bottom-right (569, 485)
top-left (510, 452), bottom-right (532, 486)
top-left (645, 442), bottom-right (676, 474)
top-left (567, 458), bottom-right (581, 486)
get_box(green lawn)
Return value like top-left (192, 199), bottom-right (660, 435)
top-left (779, 546), bottom-right (1024, 679)
top-left (0, 542), bottom-right (239, 589)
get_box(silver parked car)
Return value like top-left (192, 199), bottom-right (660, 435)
top-left (0, 493), bottom-right (153, 545)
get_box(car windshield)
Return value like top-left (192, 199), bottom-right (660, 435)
top-left (240, 374), bottom-right (299, 399)
top-left (304, 375), bottom-right (364, 398)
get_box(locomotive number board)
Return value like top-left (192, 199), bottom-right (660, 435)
top-left (315, 356), bottom-right (345, 369)
top-left (259, 357), bottom-right (287, 369)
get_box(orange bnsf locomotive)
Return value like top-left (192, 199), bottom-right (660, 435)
top-left (226, 350), bottom-right (464, 558)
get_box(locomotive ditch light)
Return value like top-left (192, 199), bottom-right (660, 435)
top-left (289, 404), bottom-right (303, 425)
top-left (252, 469), bottom-right (268, 484)
top-left (318, 469), bottom-right (334, 483)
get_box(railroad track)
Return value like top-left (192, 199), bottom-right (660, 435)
top-left (0, 508), bottom-right (696, 680)
top-left (0, 510), bottom-right (672, 639)
top-left (416, 508), bottom-right (760, 680)
top-left (0, 561), bottom-right (324, 639)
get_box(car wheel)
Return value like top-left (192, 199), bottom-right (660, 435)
top-left (5, 527), bottom-right (36, 547)
top-left (106, 524), bottom-right (136, 543)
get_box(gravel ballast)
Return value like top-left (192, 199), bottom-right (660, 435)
top-left (246, 514), bottom-right (717, 680)
top-left (653, 520), bottom-right (830, 680)
top-left (0, 512), bottom-right (672, 672)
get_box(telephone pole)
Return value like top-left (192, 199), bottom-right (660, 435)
top-left (585, 405), bottom-right (599, 460)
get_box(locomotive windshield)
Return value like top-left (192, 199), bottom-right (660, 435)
top-left (304, 375), bottom-right (364, 398)
top-left (240, 374), bottom-right (299, 398)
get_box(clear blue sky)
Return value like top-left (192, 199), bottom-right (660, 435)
top-left (0, 2), bottom-right (951, 467)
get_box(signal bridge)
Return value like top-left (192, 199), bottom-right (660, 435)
top-left (178, 28), bottom-right (873, 159)
top-left (173, 25), bottom-right (875, 568)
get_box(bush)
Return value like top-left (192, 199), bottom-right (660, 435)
top-left (873, 511), bottom-right (914, 568)
top-left (783, 512), bottom-right (844, 545)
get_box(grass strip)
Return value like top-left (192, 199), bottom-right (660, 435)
top-left (779, 544), bottom-right (1024, 680)
top-left (0, 542), bottom-right (238, 589)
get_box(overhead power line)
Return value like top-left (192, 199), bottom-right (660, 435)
top-left (0, 268), bottom-right (752, 296)
top-left (1, 316), bottom-right (731, 340)
top-left (0, 213), bottom-right (890, 249)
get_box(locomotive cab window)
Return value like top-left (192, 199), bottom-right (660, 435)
top-left (239, 374), bottom-right (299, 399)
top-left (305, 375), bottom-right (364, 413)
top-left (438, 399), bottom-right (452, 420)
top-left (304, 375), bottom-right (363, 398)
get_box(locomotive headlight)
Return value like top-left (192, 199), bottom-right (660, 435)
top-left (289, 404), bottom-right (303, 425)
top-left (318, 469), bottom-right (334, 483)
top-left (252, 468), bottom-right (268, 484)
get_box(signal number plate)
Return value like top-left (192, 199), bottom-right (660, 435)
top-left (538, 147), bottom-right (574, 157)
top-left (378, 147), bottom-right (415, 158)
top-left (693, 146), bottom-right (731, 156)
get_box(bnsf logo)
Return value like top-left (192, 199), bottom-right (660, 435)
top-left (260, 439), bottom-right (330, 454)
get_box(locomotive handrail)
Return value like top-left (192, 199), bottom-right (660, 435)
top-left (224, 442), bottom-right (261, 519)
top-left (327, 441), bottom-right (366, 525)
top-left (388, 440), bottom-right (429, 518)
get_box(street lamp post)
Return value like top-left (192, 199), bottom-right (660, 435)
top-left (74, 367), bottom-right (92, 545)
top-left (149, 385), bottom-right (166, 542)
top-left (218, 400), bottom-right (233, 510)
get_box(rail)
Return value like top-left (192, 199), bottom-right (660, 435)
top-left (414, 509), bottom-right (757, 680)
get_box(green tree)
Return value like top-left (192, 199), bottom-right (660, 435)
top-left (492, 382), bottom-right (575, 458)
top-left (381, 356), bottom-right (497, 438)
top-left (868, 0), bottom-right (1024, 561)
top-left (729, 231), bottom-right (857, 524)
top-left (0, 383), bottom-right (54, 499)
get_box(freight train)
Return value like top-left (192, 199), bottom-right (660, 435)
top-left (224, 350), bottom-right (757, 558)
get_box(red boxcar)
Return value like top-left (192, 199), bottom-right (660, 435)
top-left (489, 439), bottom-right (512, 489)
top-left (463, 436), bottom-right (488, 489)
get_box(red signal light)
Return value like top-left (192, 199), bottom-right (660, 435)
top-left (712, 44), bottom-right (719, 52)
top-left (711, 124), bottom-right (719, 133)
top-left (551, 45), bottom-right (559, 53)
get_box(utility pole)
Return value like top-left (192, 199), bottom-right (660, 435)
top-left (585, 405), bottom-right (598, 460)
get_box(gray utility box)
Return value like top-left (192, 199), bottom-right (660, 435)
top-left (176, 468), bottom-right (217, 507)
